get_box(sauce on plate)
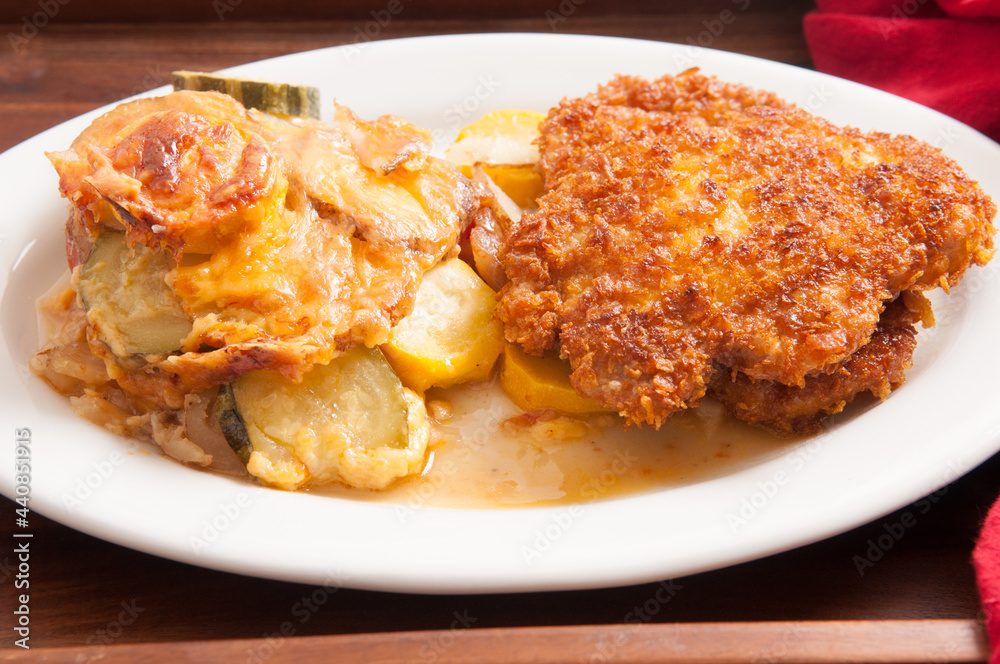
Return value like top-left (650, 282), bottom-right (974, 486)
top-left (313, 377), bottom-right (796, 507)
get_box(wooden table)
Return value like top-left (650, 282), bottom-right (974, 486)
top-left (0, 1), bottom-right (995, 661)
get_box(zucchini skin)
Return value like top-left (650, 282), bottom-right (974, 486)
top-left (212, 346), bottom-right (429, 491)
top-left (215, 384), bottom-right (252, 465)
top-left (172, 70), bottom-right (321, 119)
top-left (76, 232), bottom-right (193, 358)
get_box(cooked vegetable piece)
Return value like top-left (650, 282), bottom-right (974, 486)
top-left (217, 345), bottom-right (429, 491)
top-left (446, 109), bottom-right (546, 208)
top-left (501, 342), bottom-right (613, 415)
top-left (471, 164), bottom-right (522, 230)
top-left (447, 109), bottom-right (545, 165)
top-left (171, 70), bottom-right (321, 119)
top-left (75, 232), bottom-right (192, 358)
top-left (381, 258), bottom-right (504, 393)
top-left (477, 164), bottom-right (544, 209)
top-left (455, 109), bottom-right (545, 142)
top-left (468, 213), bottom-right (507, 293)
top-left (467, 165), bottom-right (517, 291)
top-left (215, 385), bottom-right (251, 465)
top-left (183, 389), bottom-right (248, 477)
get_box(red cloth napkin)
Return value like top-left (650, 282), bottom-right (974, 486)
top-left (804, 1), bottom-right (1000, 658)
top-left (803, 0), bottom-right (1000, 142)
top-left (976, 505), bottom-right (1000, 661)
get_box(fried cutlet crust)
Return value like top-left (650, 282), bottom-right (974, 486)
top-left (709, 296), bottom-right (919, 436)
top-left (498, 71), bottom-right (996, 429)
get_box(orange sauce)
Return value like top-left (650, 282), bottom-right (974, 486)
top-left (313, 377), bottom-right (795, 508)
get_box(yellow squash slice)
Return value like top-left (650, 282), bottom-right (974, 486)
top-left (501, 342), bottom-right (613, 415)
top-left (446, 109), bottom-right (546, 208)
top-left (475, 163), bottom-right (544, 209)
top-left (381, 258), bottom-right (504, 393)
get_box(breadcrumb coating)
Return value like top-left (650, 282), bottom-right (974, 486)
top-left (498, 71), bottom-right (995, 430)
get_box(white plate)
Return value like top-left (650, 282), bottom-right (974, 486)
top-left (2, 33), bottom-right (999, 594)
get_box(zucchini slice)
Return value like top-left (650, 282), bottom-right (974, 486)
top-left (172, 70), bottom-right (321, 119)
top-left (75, 232), bottom-right (192, 358)
top-left (216, 345), bottom-right (430, 491)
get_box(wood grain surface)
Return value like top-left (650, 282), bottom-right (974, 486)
top-left (0, 621), bottom-right (990, 663)
top-left (0, 2), bottom-right (996, 662)
top-left (0, 9), bottom-right (811, 152)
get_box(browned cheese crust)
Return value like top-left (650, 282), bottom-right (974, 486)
top-left (44, 90), bottom-right (488, 409)
top-left (498, 71), bottom-right (996, 430)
